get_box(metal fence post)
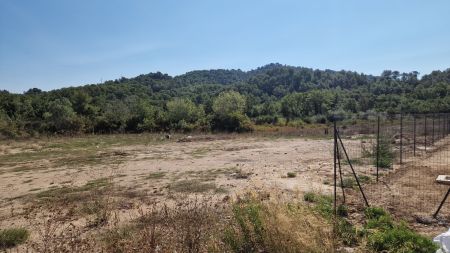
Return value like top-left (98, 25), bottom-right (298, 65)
top-left (425, 116), bottom-right (427, 152)
top-left (413, 116), bottom-right (416, 157)
top-left (448, 114), bottom-right (450, 134)
top-left (333, 121), bottom-right (337, 218)
top-left (400, 113), bottom-right (403, 164)
top-left (337, 143), bottom-right (346, 203)
top-left (376, 115), bottom-right (380, 182)
top-left (447, 114), bottom-right (449, 134)
top-left (432, 114), bottom-right (435, 145)
top-left (336, 129), bottom-right (370, 207)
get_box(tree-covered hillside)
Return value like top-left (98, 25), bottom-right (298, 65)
top-left (1, 63), bottom-right (449, 137)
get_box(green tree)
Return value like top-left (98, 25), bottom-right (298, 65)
top-left (211, 91), bottom-right (253, 132)
top-left (281, 93), bottom-right (307, 123)
top-left (212, 91), bottom-right (246, 118)
top-left (166, 98), bottom-right (204, 130)
top-left (44, 98), bottom-right (83, 133)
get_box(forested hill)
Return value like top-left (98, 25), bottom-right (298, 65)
top-left (1, 63), bottom-right (449, 137)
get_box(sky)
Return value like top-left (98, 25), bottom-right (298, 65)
top-left (0, 0), bottom-right (449, 93)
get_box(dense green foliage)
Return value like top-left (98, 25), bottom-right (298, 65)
top-left (1, 63), bottom-right (449, 137)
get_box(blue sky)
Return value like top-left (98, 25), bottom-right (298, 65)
top-left (1, 0), bottom-right (449, 93)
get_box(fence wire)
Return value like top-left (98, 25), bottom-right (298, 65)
top-left (334, 113), bottom-right (450, 221)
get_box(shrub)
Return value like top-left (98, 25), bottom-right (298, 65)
top-left (303, 192), bottom-right (317, 203)
top-left (340, 177), bottom-right (356, 188)
top-left (102, 198), bottom-right (223, 253)
top-left (339, 176), bottom-right (371, 189)
top-left (302, 192), bottom-right (333, 218)
top-left (337, 204), bottom-right (348, 217)
top-left (358, 175), bottom-right (371, 184)
top-left (363, 207), bottom-right (437, 253)
top-left (374, 136), bottom-right (394, 168)
top-left (212, 112), bottom-right (254, 132)
top-left (0, 228), bottom-right (29, 249)
top-left (287, 172), bottom-right (296, 178)
top-left (365, 214), bottom-right (394, 231)
top-left (335, 218), bottom-right (358, 246)
top-left (364, 206), bottom-right (388, 220)
top-left (254, 115), bottom-right (279, 125)
top-left (367, 225), bottom-right (438, 253)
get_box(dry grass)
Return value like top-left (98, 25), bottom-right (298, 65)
top-left (100, 191), bottom-right (336, 253)
top-left (223, 192), bottom-right (335, 253)
top-left (169, 179), bottom-right (221, 193)
top-left (11, 189), bottom-right (339, 252)
top-left (102, 198), bottom-right (224, 252)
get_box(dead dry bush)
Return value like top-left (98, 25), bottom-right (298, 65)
top-left (102, 197), bottom-right (225, 253)
top-left (28, 212), bottom-right (96, 253)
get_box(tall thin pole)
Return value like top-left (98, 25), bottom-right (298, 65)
top-left (432, 114), bottom-right (435, 145)
top-left (425, 116), bottom-right (427, 153)
top-left (376, 116), bottom-right (380, 182)
top-left (400, 113), bottom-right (403, 164)
top-left (413, 116), bottom-right (416, 157)
top-left (447, 114), bottom-right (449, 134)
top-left (333, 121), bottom-right (337, 218)
top-left (336, 129), bottom-right (370, 207)
top-left (337, 144), bottom-right (346, 203)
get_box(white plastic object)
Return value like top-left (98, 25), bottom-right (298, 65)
top-left (434, 228), bottom-right (450, 253)
top-left (436, 175), bottom-right (450, 185)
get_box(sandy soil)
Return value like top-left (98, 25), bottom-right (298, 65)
top-left (0, 136), bottom-right (335, 202)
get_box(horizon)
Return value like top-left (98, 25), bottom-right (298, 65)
top-left (2, 63), bottom-right (449, 94)
top-left (1, 0), bottom-right (450, 93)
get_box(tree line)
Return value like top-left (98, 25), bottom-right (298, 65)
top-left (0, 63), bottom-right (449, 137)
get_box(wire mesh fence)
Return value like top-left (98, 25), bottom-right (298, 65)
top-left (333, 113), bottom-right (450, 221)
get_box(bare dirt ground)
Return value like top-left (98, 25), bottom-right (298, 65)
top-left (0, 135), bottom-right (335, 201)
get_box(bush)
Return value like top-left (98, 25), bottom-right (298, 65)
top-left (337, 204), bottom-right (348, 217)
top-left (287, 172), bottom-right (296, 178)
top-left (302, 192), bottom-right (333, 218)
top-left (335, 218), bottom-right (358, 246)
top-left (254, 115), bottom-right (279, 125)
top-left (340, 177), bottom-right (356, 188)
top-left (363, 207), bottom-right (437, 253)
top-left (303, 192), bottom-right (317, 203)
top-left (339, 176), bottom-right (371, 189)
top-left (374, 136), bottom-right (394, 168)
top-left (367, 225), bottom-right (438, 253)
top-left (0, 228), bottom-right (29, 249)
top-left (364, 206), bottom-right (388, 220)
top-left (211, 112), bottom-right (254, 132)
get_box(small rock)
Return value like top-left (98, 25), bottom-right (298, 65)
top-left (415, 216), bottom-right (435, 225)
